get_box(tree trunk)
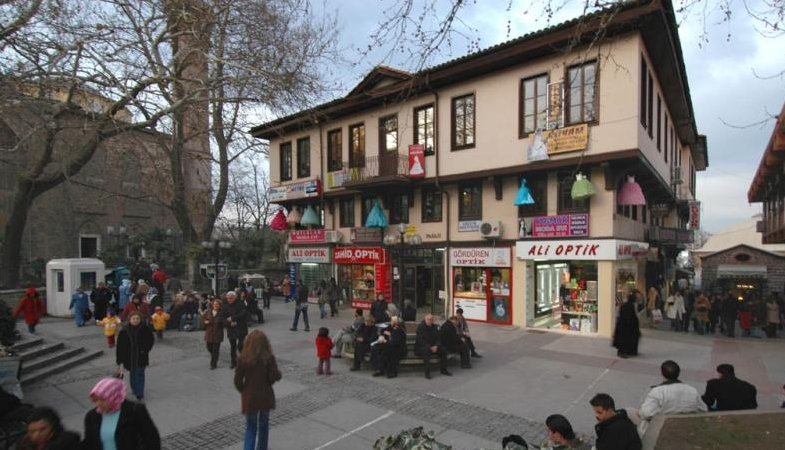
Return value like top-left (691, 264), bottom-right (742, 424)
top-left (1, 182), bottom-right (35, 288)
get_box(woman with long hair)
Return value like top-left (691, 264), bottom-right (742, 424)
top-left (234, 330), bottom-right (282, 450)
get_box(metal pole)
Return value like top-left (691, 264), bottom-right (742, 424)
top-left (213, 240), bottom-right (219, 295)
top-left (399, 232), bottom-right (404, 313)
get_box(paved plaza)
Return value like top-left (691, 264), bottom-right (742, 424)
top-left (19, 299), bottom-right (785, 450)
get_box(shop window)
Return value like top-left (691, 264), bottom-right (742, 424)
top-left (566, 61), bottom-right (597, 125)
top-left (327, 128), bottom-right (342, 172)
top-left (280, 142), bottom-right (292, 181)
top-left (389, 194), bottom-right (409, 224)
top-left (647, 70), bottom-right (653, 139)
top-left (349, 123), bottom-right (365, 168)
top-left (454, 267), bottom-right (485, 299)
top-left (451, 93), bottom-right (475, 150)
top-left (631, 205), bottom-right (638, 221)
top-left (55, 270), bottom-right (64, 292)
top-left (535, 261), bottom-right (597, 332)
top-left (414, 104), bottom-right (434, 155)
top-left (296, 137), bottom-right (310, 178)
top-left (520, 73), bottom-right (548, 136)
top-left (640, 57), bottom-right (647, 130)
top-left (518, 174), bottom-right (547, 217)
top-left (422, 189), bottom-right (442, 222)
top-left (361, 196), bottom-right (375, 226)
top-left (557, 172), bottom-right (589, 214)
top-left (458, 182), bottom-right (482, 220)
top-left (656, 96), bottom-right (662, 152)
top-left (379, 115), bottom-right (398, 153)
top-left (339, 197), bottom-right (355, 228)
top-left (642, 205), bottom-right (647, 224)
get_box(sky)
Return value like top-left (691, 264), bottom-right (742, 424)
top-left (315, 0), bottom-right (785, 234)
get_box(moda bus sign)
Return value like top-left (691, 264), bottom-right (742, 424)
top-left (333, 247), bottom-right (386, 264)
top-left (515, 239), bottom-right (649, 261)
top-left (449, 247), bottom-right (511, 267)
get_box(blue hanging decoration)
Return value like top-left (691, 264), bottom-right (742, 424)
top-left (365, 200), bottom-right (389, 228)
top-left (514, 178), bottom-right (535, 206)
top-left (300, 205), bottom-right (320, 227)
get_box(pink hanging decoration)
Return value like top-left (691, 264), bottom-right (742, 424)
top-left (270, 209), bottom-right (288, 230)
top-left (618, 175), bottom-right (646, 206)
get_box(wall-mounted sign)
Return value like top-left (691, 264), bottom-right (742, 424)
top-left (519, 213), bottom-right (589, 238)
top-left (544, 124), bottom-right (588, 155)
top-left (289, 229), bottom-right (325, 244)
top-left (425, 232), bottom-right (442, 240)
top-left (689, 201), bottom-right (701, 229)
top-left (270, 179), bottom-right (321, 202)
top-left (516, 239), bottom-right (649, 261)
top-left (351, 227), bottom-right (382, 243)
top-left (450, 247), bottom-right (511, 267)
top-left (408, 144), bottom-right (425, 179)
top-left (287, 247), bottom-right (330, 264)
top-left (546, 82), bottom-right (564, 129)
top-left (333, 247), bottom-right (386, 264)
top-left (458, 220), bottom-right (482, 232)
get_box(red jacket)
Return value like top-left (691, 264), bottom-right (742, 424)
top-left (315, 336), bottom-right (333, 359)
top-left (121, 302), bottom-right (150, 322)
top-left (14, 290), bottom-right (44, 326)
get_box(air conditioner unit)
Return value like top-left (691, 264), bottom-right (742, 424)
top-left (324, 230), bottom-right (342, 243)
top-left (480, 221), bottom-right (503, 239)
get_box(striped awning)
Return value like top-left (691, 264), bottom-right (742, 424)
top-left (716, 265), bottom-right (767, 278)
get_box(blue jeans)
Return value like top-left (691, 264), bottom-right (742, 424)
top-left (292, 305), bottom-right (309, 330)
top-left (244, 410), bottom-right (270, 450)
top-left (318, 303), bottom-right (327, 319)
top-left (129, 367), bottom-right (146, 399)
top-left (74, 307), bottom-right (87, 326)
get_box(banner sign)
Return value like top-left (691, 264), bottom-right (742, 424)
top-left (521, 213), bottom-right (589, 238)
top-left (333, 247), bottom-right (386, 264)
top-left (287, 247), bottom-right (330, 263)
top-left (289, 229), bottom-right (325, 244)
top-left (351, 227), bottom-right (383, 243)
top-left (458, 220), bottom-right (482, 232)
top-left (516, 239), bottom-right (648, 261)
top-left (270, 179), bottom-right (320, 202)
top-left (450, 247), bottom-right (511, 267)
top-left (408, 144), bottom-right (425, 179)
top-left (544, 124), bottom-right (589, 155)
top-left (689, 201), bottom-right (701, 230)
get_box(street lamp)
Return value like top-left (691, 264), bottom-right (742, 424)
top-left (384, 223), bottom-right (422, 313)
top-left (201, 239), bottom-right (232, 295)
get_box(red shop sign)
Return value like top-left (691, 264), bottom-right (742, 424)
top-left (289, 229), bottom-right (325, 244)
top-left (333, 247), bottom-right (386, 264)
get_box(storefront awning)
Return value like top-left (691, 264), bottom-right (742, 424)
top-left (716, 265), bottom-right (767, 278)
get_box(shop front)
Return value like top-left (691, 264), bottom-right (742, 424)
top-left (450, 247), bottom-right (513, 324)
top-left (516, 239), bottom-right (648, 336)
top-left (286, 230), bottom-right (339, 302)
top-left (333, 246), bottom-right (392, 310)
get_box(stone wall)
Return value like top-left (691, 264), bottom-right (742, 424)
top-left (0, 287), bottom-right (46, 313)
top-left (701, 246), bottom-right (785, 296)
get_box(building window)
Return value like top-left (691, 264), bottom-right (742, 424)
top-left (422, 189), bottom-right (442, 222)
top-left (327, 129), bottom-right (342, 172)
top-left (339, 197), bottom-right (354, 228)
top-left (566, 61), bottom-right (597, 125)
top-left (640, 57), bottom-right (648, 129)
top-left (458, 182), bottom-right (482, 220)
top-left (361, 196), bottom-right (375, 226)
top-left (656, 96), bottom-right (662, 152)
top-left (349, 123), bottom-right (365, 168)
top-left (558, 171), bottom-right (589, 214)
top-left (414, 104), bottom-right (434, 155)
top-left (389, 194), bottom-right (409, 224)
top-left (296, 137), bottom-right (310, 178)
top-left (518, 174), bottom-right (548, 217)
top-left (521, 74), bottom-right (548, 135)
top-left (79, 235), bottom-right (100, 258)
top-left (451, 94), bottom-right (475, 150)
top-left (647, 71), bottom-right (653, 138)
top-left (642, 205), bottom-right (647, 224)
top-left (379, 115), bottom-right (398, 153)
top-left (280, 142), bottom-right (292, 181)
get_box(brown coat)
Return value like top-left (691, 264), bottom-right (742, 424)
top-left (202, 310), bottom-right (224, 343)
top-left (234, 355), bottom-right (282, 414)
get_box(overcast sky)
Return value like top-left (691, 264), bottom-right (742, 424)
top-left (316, 0), bottom-right (785, 234)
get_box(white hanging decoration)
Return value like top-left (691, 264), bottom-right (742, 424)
top-left (409, 156), bottom-right (424, 176)
top-left (527, 128), bottom-right (549, 161)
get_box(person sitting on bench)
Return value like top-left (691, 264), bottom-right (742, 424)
top-left (456, 308), bottom-right (482, 358)
top-left (415, 314), bottom-right (451, 379)
top-left (350, 316), bottom-right (378, 371)
top-left (373, 316), bottom-right (407, 378)
top-left (440, 315), bottom-right (472, 369)
top-left (333, 309), bottom-right (364, 358)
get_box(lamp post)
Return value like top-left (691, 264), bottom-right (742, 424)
top-left (384, 223), bottom-right (422, 313)
top-left (201, 239), bottom-right (231, 295)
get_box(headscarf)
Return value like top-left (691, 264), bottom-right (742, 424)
top-left (90, 377), bottom-right (126, 414)
top-left (25, 287), bottom-right (38, 297)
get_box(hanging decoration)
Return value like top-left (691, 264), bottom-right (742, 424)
top-left (514, 178), bottom-right (535, 205)
top-left (300, 205), bottom-right (320, 227)
top-left (618, 175), bottom-right (647, 205)
top-left (286, 206), bottom-right (302, 225)
top-left (365, 200), bottom-right (389, 228)
top-left (270, 209), bottom-right (288, 230)
top-left (571, 172), bottom-right (596, 200)
top-left (527, 129), bottom-right (549, 161)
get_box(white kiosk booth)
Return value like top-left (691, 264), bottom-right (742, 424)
top-left (45, 258), bottom-right (106, 317)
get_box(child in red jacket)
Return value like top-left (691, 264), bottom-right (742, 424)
top-left (316, 327), bottom-right (334, 375)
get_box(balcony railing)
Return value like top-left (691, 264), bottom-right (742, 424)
top-left (326, 153), bottom-right (409, 188)
top-left (648, 226), bottom-right (694, 245)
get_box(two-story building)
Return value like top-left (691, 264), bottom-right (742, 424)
top-left (252, 0), bottom-right (708, 337)
top-left (749, 100), bottom-right (785, 244)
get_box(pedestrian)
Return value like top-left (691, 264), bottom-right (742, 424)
top-left (539, 414), bottom-right (591, 449)
top-left (221, 291), bottom-right (250, 369)
top-left (646, 286), bottom-right (659, 320)
top-left (613, 294), bottom-right (640, 358)
top-left (683, 289), bottom-right (695, 332)
top-left (721, 293), bottom-right (738, 337)
top-left (202, 298), bottom-right (224, 369)
top-left (118, 278), bottom-right (133, 311)
top-left (234, 330), bottom-right (282, 450)
top-left (765, 294), bottom-right (780, 338)
top-left (415, 313), bottom-right (451, 379)
top-left (90, 282), bottom-right (113, 322)
top-left (116, 311), bottom-right (155, 401)
top-left (290, 279), bottom-right (310, 332)
top-left (328, 277), bottom-right (339, 317)
top-left (82, 377), bottom-right (161, 450)
top-left (702, 363), bottom-right (757, 411)
top-left (708, 293), bottom-right (722, 334)
top-left (69, 287), bottom-right (91, 327)
top-left (634, 360), bottom-right (706, 435)
top-left (440, 315), bottom-right (472, 369)
top-left (13, 287), bottom-right (44, 334)
top-left (121, 293), bottom-right (150, 323)
top-left (350, 316), bottom-right (377, 372)
top-left (456, 308), bottom-right (482, 358)
top-left (694, 291), bottom-right (711, 335)
top-left (262, 277), bottom-right (272, 310)
top-left (178, 293), bottom-right (199, 331)
top-left (739, 294), bottom-right (754, 337)
top-left (370, 293), bottom-right (389, 324)
top-left (315, 327), bottom-right (333, 375)
top-left (150, 306), bottom-right (170, 340)
top-left (317, 280), bottom-right (328, 319)
top-left (402, 299), bottom-right (417, 323)
top-left (589, 393), bottom-right (641, 450)
top-left (281, 275), bottom-right (291, 303)
top-left (665, 290), bottom-right (685, 332)
top-left (151, 264), bottom-right (167, 299)
top-left (332, 309), bottom-right (365, 358)
top-left (373, 316), bottom-right (407, 378)
top-left (97, 309), bottom-right (122, 348)
top-left (147, 287), bottom-right (163, 312)
top-left (244, 289), bottom-right (264, 324)
top-left (135, 279), bottom-right (150, 296)
top-left (16, 406), bottom-right (80, 450)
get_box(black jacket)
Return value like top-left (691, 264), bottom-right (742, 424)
top-left (295, 285), bottom-right (309, 306)
top-left (594, 410), bottom-right (641, 450)
top-left (402, 305), bottom-right (417, 322)
top-left (702, 376), bottom-right (757, 411)
top-left (384, 326), bottom-right (407, 358)
top-left (414, 321), bottom-right (440, 355)
top-left (116, 323), bottom-right (155, 371)
top-left (16, 431), bottom-right (80, 450)
top-left (82, 400), bottom-right (161, 450)
top-left (355, 323), bottom-right (378, 349)
top-left (371, 300), bottom-right (389, 324)
top-left (439, 320), bottom-right (464, 352)
top-left (219, 300), bottom-right (250, 339)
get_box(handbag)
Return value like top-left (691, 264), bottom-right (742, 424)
top-left (83, 308), bottom-right (93, 321)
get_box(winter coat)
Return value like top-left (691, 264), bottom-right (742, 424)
top-left (665, 294), bottom-right (685, 320)
top-left (593, 409), bottom-right (642, 450)
top-left (371, 300), bottom-right (389, 324)
top-left (639, 381), bottom-right (707, 422)
top-left (766, 301), bottom-right (780, 324)
top-left (121, 301), bottom-right (150, 322)
top-left (118, 280), bottom-right (133, 310)
top-left (234, 355), bottom-right (282, 414)
top-left (414, 320), bottom-right (440, 356)
top-left (315, 336), bottom-right (334, 359)
top-left (403, 305), bottom-right (417, 322)
top-left (70, 292), bottom-right (89, 311)
top-left (150, 312), bottom-right (170, 332)
top-left (202, 309), bottom-right (224, 343)
top-left (384, 325), bottom-right (407, 359)
top-left (439, 320), bottom-right (464, 353)
top-left (281, 279), bottom-right (291, 297)
top-left (354, 323), bottom-right (378, 349)
top-left (82, 400), bottom-right (161, 450)
top-left (98, 316), bottom-right (122, 337)
top-left (702, 376), bottom-right (757, 411)
top-left (116, 323), bottom-right (155, 371)
top-left (694, 295), bottom-right (711, 323)
top-left (613, 301), bottom-right (640, 355)
top-left (91, 287), bottom-right (114, 319)
top-left (219, 300), bottom-right (250, 339)
top-left (295, 285), bottom-right (309, 306)
top-left (317, 287), bottom-right (328, 305)
top-left (646, 287), bottom-right (659, 311)
top-left (13, 292), bottom-right (44, 326)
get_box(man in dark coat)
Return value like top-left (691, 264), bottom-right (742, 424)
top-left (613, 294), bottom-right (641, 358)
top-left (371, 294), bottom-right (390, 324)
top-left (702, 364), bottom-right (757, 411)
top-left (351, 317), bottom-right (378, 371)
top-left (721, 294), bottom-right (739, 337)
top-left (220, 291), bottom-right (250, 369)
top-left (439, 316), bottom-right (471, 369)
top-left (373, 316), bottom-right (407, 378)
top-left (590, 393), bottom-right (642, 450)
top-left (90, 282), bottom-right (113, 321)
top-left (290, 280), bottom-right (310, 331)
top-left (415, 314), bottom-right (450, 379)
